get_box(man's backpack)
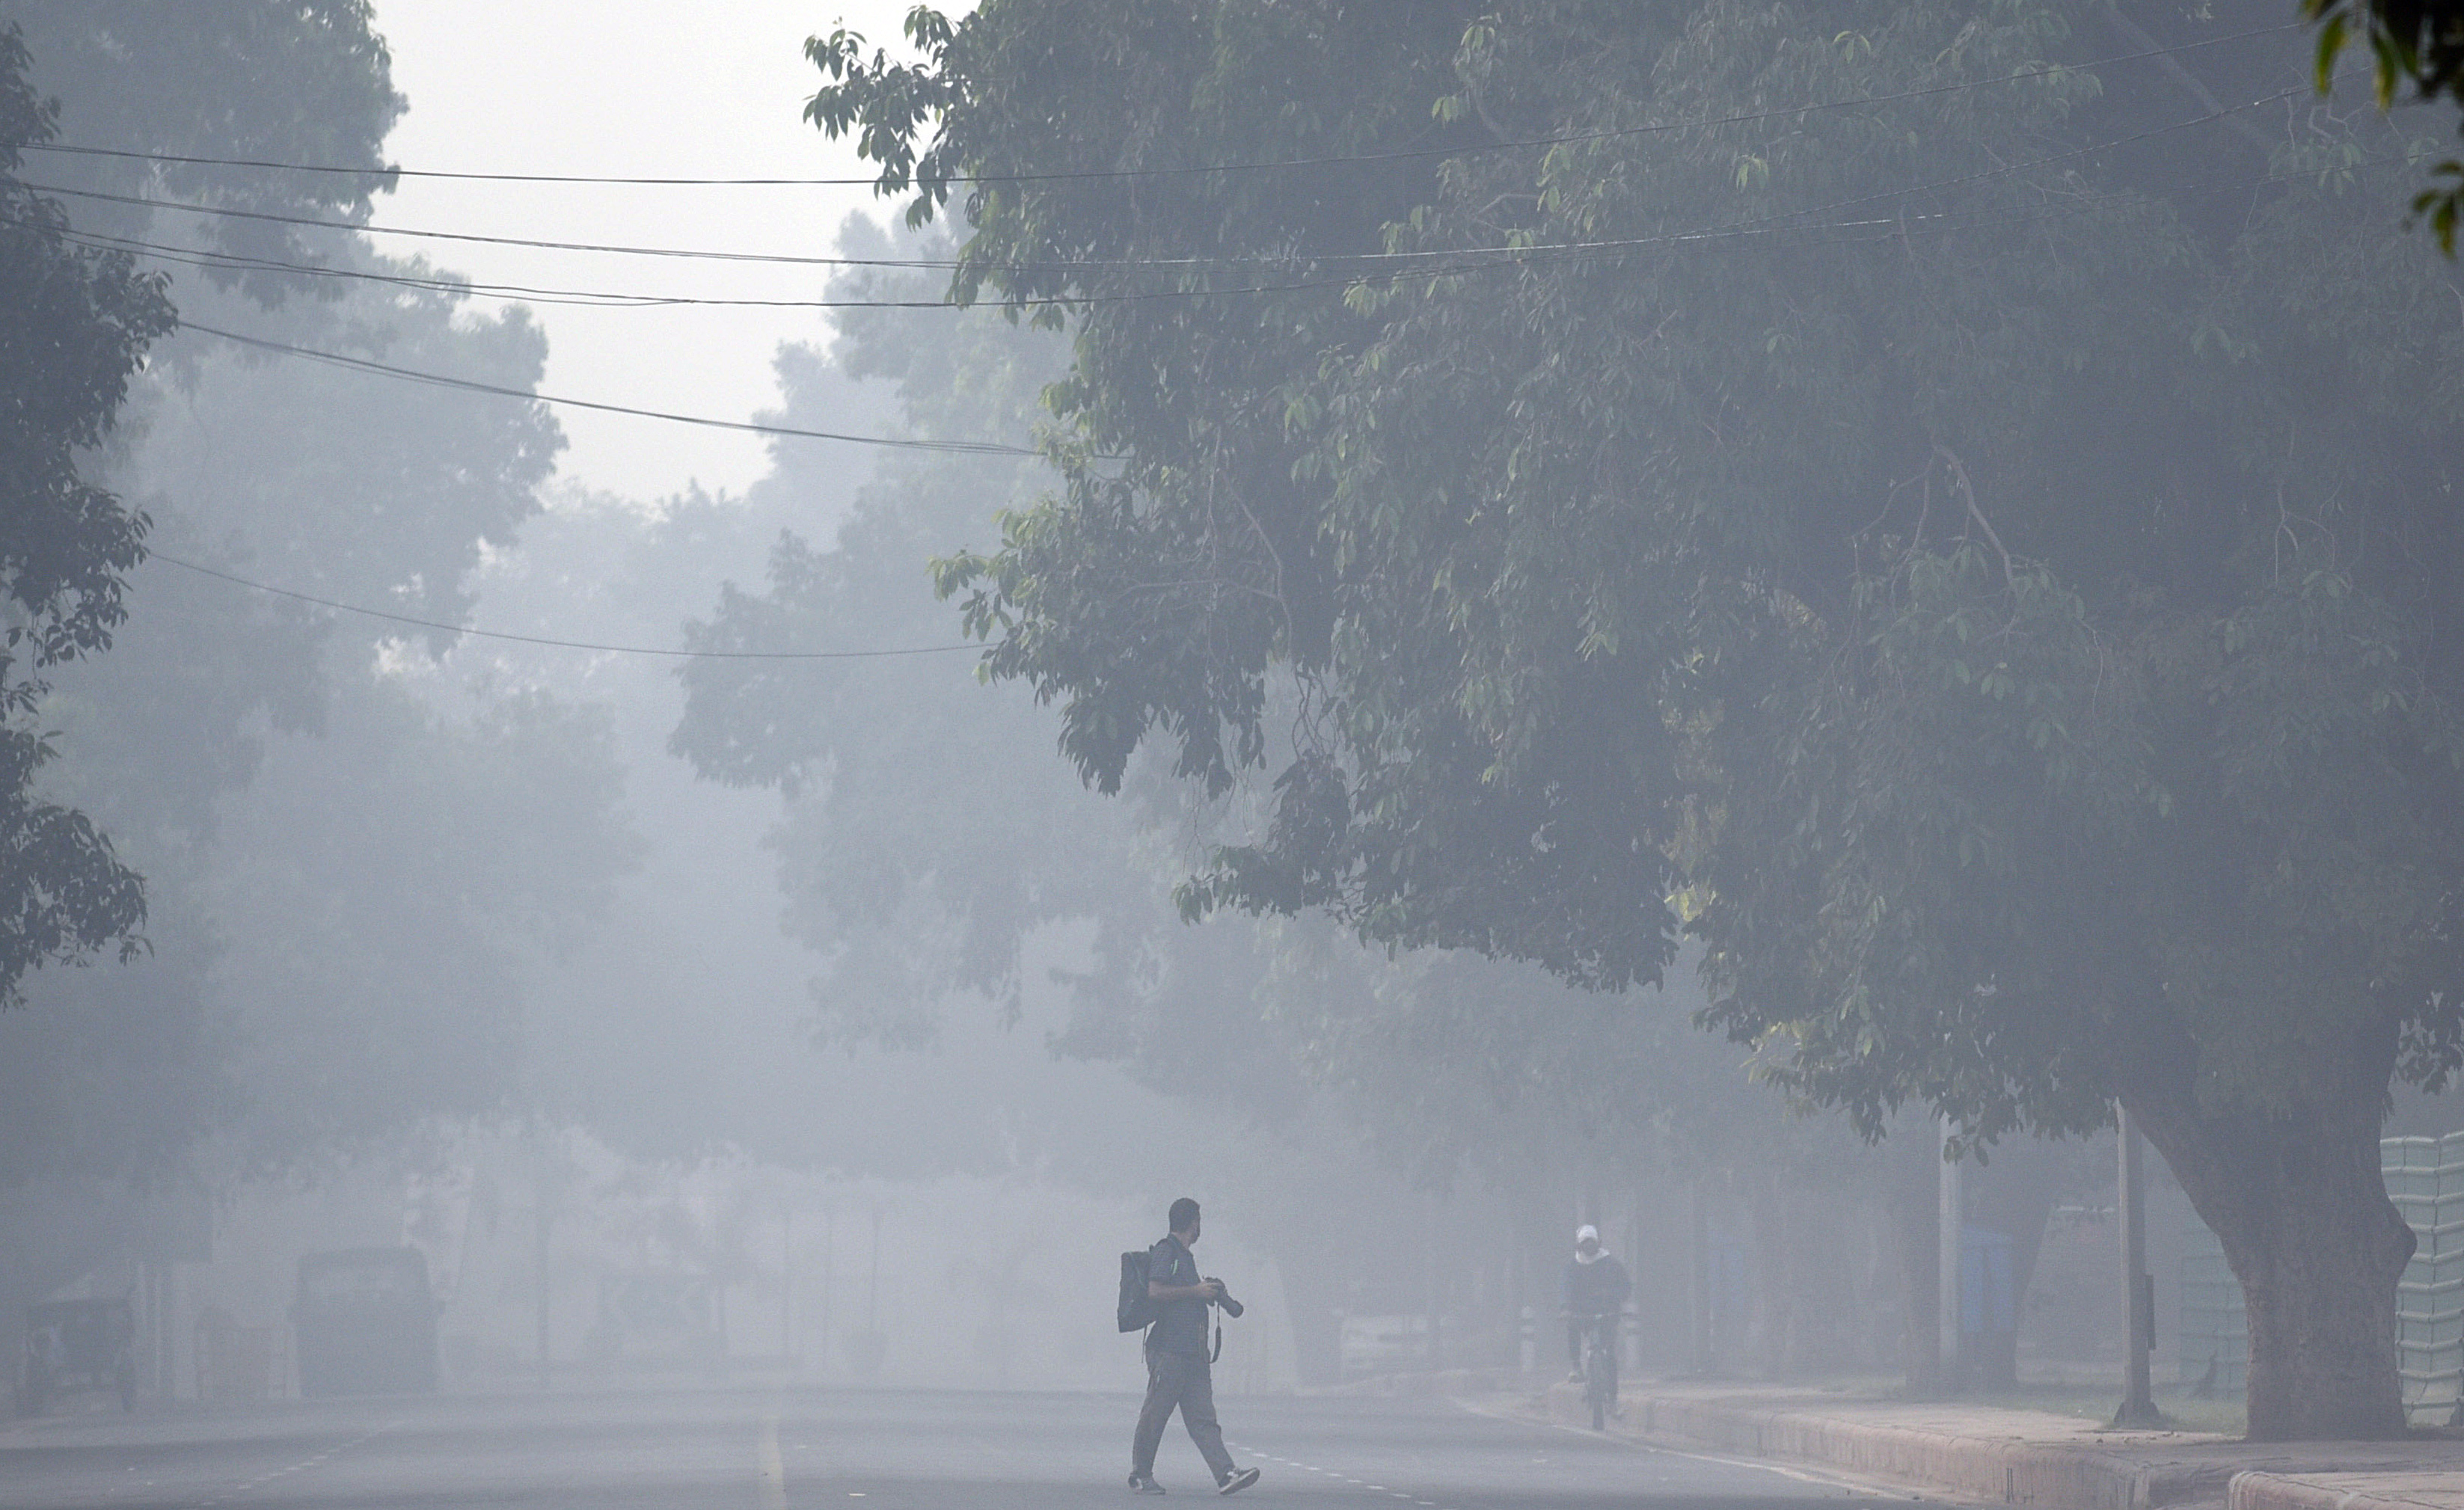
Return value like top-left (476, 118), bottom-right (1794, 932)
top-left (1118, 1249), bottom-right (1157, 1333)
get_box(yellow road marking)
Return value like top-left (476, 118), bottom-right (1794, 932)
top-left (758, 1410), bottom-right (787, 1510)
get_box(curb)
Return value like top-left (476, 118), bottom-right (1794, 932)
top-left (2232, 1473), bottom-right (2464, 1510)
top-left (1527, 1384), bottom-right (2235, 1509)
top-left (1502, 1384), bottom-right (2464, 1510)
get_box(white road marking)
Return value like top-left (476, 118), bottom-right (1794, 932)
top-left (189, 1420), bottom-right (394, 1510)
top-left (1227, 1440), bottom-right (1463, 1510)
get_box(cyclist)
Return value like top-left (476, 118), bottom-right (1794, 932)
top-left (1561, 1224), bottom-right (1631, 1396)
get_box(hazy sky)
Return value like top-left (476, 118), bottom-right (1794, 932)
top-left (373, 1), bottom-right (923, 502)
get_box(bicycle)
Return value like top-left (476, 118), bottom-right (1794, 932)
top-left (1574, 1313), bottom-right (1618, 1430)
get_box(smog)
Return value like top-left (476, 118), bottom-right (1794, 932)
top-left (1, 3), bottom-right (2461, 1506)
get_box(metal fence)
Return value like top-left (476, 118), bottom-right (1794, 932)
top-left (2178, 1133), bottom-right (2464, 1425)
top-left (2178, 1220), bottom-right (2244, 1398)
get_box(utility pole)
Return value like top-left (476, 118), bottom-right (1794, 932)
top-left (1938, 1114), bottom-right (1963, 1393)
top-left (867, 1203), bottom-right (881, 1338)
top-left (2113, 1105), bottom-right (2163, 1425)
top-left (533, 1140), bottom-right (556, 1395)
top-left (1688, 1178), bottom-right (1713, 1375)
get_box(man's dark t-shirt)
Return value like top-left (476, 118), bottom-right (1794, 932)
top-left (1146, 1235), bottom-right (1210, 1355)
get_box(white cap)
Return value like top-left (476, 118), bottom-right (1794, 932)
top-left (1575, 1224), bottom-right (1599, 1244)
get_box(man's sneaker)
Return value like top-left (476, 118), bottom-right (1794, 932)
top-left (1217, 1467), bottom-right (1261, 1496)
top-left (1130, 1473), bottom-right (1166, 1494)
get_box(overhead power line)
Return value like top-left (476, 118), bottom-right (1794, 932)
top-left (150, 551), bottom-right (978, 660)
top-left (37, 171), bottom-right (1884, 272)
top-left (145, 92), bottom-right (2300, 455)
top-left (43, 211), bottom-right (1777, 309)
top-left (40, 205), bottom-right (1949, 310)
top-left (180, 322), bottom-right (1043, 455)
top-left (26, 179), bottom-right (970, 271)
top-left (16, 22), bottom-right (2301, 189)
top-left (22, 83), bottom-right (2299, 281)
top-left (93, 91), bottom-right (2294, 483)
top-left (34, 117), bottom-right (2376, 323)
top-left (31, 217), bottom-right (990, 310)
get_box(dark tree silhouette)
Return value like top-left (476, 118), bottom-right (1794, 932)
top-left (0, 23), bottom-right (174, 1001)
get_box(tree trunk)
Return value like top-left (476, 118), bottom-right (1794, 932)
top-left (1970, 1143), bottom-right (2065, 1392)
top-left (1750, 1167), bottom-right (1793, 1376)
top-left (2128, 1085), bottom-right (2415, 1440)
top-left (1273, 1255), bottom-right (1348, 1387)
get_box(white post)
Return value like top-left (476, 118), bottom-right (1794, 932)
top-left (1938, 1115), bottom-right (1963, 1390)
top-left (2114, 1105), bottom-right (2161, 1425)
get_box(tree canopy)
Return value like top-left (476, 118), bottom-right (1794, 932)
top-left (2305, 0), bottom-right (2464, 244)
top-left (673, 211), bottom-right (1937, 1385)
top-left (812, 0), bottom-right (2464, 1437)
top-left (0, 1), bottom-right (619, 1205)
top-left (0, 22), bottom-right (174, 1004)
top-left (673, 221), bottom-right (1097, 1046)
top-left (7, 0), bottom-right (403, 301)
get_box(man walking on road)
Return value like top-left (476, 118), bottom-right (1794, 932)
top-left (1130, 1198), bottom-right (1261, 1496)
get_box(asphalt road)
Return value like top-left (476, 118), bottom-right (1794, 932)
top-left (0, 1384), bottom-right (1931, 1509)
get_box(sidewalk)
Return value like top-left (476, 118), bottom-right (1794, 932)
top-left (1460, 1378), bottom-right (2464, 1510)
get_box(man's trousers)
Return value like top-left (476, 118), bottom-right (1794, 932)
top-left (1131, 1345), bottom-right (1233, 1485)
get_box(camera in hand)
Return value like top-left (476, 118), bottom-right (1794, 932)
top-left (1204, 1277), bottom-right (1244, 1319)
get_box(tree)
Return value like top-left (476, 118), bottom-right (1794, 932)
top-left (672, 217), bottom-right (1917, 1384)
top-left (673, 219), bottom-right (1116, 1046)
top-left (0, 0), bottom-right (589, 1192)
top-left (91, 255), bottom-right (586, 1166)
top-left (0, 23), bottom-right (174, 1004)
top-left (0, 15), bottom-right (670, 1374)
top-left (2305, 0), bottom-right (2464, 246)
top-left (815, 0), bottom-right (2464, 1436)
top-left (135, 253), bottom-right (560, 643)
top-left (7, 0), bottom-right (402, 301)
top-left (207, 684), bottom-right (640, 1160)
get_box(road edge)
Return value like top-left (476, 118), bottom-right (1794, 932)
top-left (1459, 1385), bottom-right (2239, 1510)
top-left (1448, 1391), bottom-right (1958, 1504)
top-left (2231, 1472), bottom-right (2464, 1510)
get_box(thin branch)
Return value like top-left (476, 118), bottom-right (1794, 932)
top-left (1934, 444), bottom-right (2014, 588)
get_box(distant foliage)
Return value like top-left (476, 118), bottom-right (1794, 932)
top-left (0, 0), bottom-right (581, 1188)
top-left (671, 222), bottom-right (1099, 1048)
top-left (4, 0), bottom-right (404, 301)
